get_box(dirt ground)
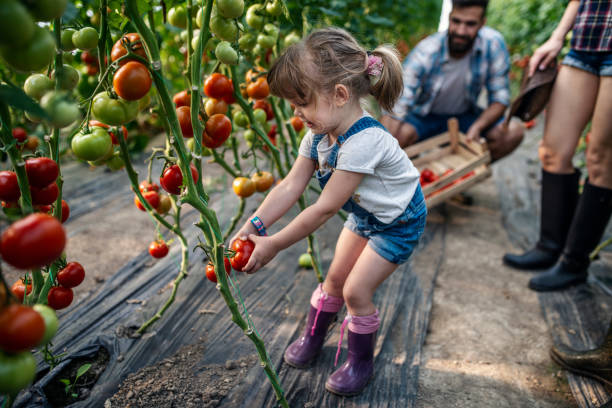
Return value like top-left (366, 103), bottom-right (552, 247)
top-left (4, 128), bottom-right (596, 407)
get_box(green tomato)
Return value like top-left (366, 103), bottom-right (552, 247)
top-left (0, 26), bottom-right (55, 72)
top-left (233, 110), bottom-right (249, 127)
top-left (210, 15), bottom-right (238, 41)
top-left (238, 33), bottom-right (257, 51)
top-left (168, 5), bottom-right (188, 29)
top-left (92, 92), bottom-right (139, 126)
top-left (283, 31), bottom-right (301, 48)
top-left (298, 253), bottom-right (313, 268)
top-left (205, 37), bottom-right (220, 53)
top-left (0, 0), bottom-right (35, 47)
top-left (77, 74), bottom-right (98, 99)
top-left (61, 28), bottom-right (76, 51)
top-left (215, 41), bottom-right (238, 65)
top-left (263, 23), bottom-right (279, 39)
top-left (257, 33), bottom-right (276, 49)
top-left (186, 138), bottom-right (213, 156)
top-left (266, 0), bottom-right (283, 16)
top-left (26, 0), bottom-right (68, 22)
top-left (0, 350), bottom-right (36, 395)
top-left (196, 7), bottom-right (204, 28)
top-left (24, 73), bottom-right (54, 100)
top-left (25, 110), bottom-right (43, 123)
top-left (217, 0), bottom-right (244, 19)
top-left (72, 127), bottom-right (113, 161)
top-left (244, 128), bottom-right (256, 147)
top-left (32, 304), bottom-right (58, 346)
top-left (105, 152), bottom-right (125, 171)
top-left (52, 64), bottom-right (80, 91)
top-left (253, 108), bottom-right (267, 125)
top-left (245, 4), bottom-right (264, 30)
top-left (40, 91), bottom-right (81, 128)
top-left (138, 92), bottom-right (151, 111)
top-left (72, 26), bottom-right (98, 50)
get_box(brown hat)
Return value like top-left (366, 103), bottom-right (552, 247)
top-left (506, 60), bottom-right (557, 124)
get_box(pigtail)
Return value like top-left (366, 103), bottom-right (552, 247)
top-left (368, 45), bottom-right (403, 112)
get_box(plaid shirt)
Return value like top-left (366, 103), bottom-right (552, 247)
top-left (391, 26), bottom-right (510, 118)
top-left (571, 0), bottom-right (612, 52)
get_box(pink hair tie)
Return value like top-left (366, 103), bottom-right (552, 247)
top-left (367, 54), bottom-right (383, 77)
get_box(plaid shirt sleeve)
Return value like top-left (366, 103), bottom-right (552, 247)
top-left (485, 33), bottom-right (511, 107)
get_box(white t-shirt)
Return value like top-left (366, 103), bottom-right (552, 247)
top-left (298, 113), bottom-right (420, 224)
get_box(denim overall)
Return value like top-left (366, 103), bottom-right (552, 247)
top-left (310, 116), bottom-right (427, 264)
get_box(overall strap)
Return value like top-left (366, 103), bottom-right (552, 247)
top-left (310, 133), bottom-right (326, 162)
top-left (327, 117), bottom-right (386, 168)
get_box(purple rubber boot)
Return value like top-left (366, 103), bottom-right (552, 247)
top-left (284, 284), bottom-right (343, 368)
top-left (325, 329), bottom-right (377, 396)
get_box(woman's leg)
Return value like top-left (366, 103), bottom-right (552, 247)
top-left (585, 76), bottom-right (612, 188)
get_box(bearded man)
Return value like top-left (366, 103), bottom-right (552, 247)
top-left (381, 0), bottom-right (524, 161)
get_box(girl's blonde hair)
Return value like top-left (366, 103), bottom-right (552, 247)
top-left (268, 27), bottom-right (403, 112)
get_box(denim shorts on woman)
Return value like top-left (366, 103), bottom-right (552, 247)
top-left (344, 186), bottom-right (427, 264)
top-left (563, 49), bottom-right (612, 76)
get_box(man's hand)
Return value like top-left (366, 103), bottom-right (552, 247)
top-left (380, 115), bottom-right (417, 148)
top-left (465, 124), bottom-right (482, 143)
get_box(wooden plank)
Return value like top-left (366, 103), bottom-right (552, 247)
top-left (412, 146), bottom-right (453, 168)
top-left (448, 118), bottom-right (459, 154)
top-left (426, 167), bottom-right (491, 208)
top-left (404, 132), bottom-right (450, 158)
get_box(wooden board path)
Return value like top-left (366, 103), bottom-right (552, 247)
top-left (12, 153), bottom-right (446, 407)
top-left (494, 139), bottom-right (612, 408)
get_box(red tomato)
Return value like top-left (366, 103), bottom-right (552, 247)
top-left (86, 64), bottom-right (99, 76)
top-left (176, 105), bottom-right (204, 138)
top-left (148, 240), bottom-right (169, 258)
top-left (25, 157), bottom-right (59, 188)
top-left (204, 73), bottom-right (233, 100)
top-left (57, 262), bottom-right (85, 288)
top-left (247, 76), bottom-right (269, 100)
top-left (111, 33), bottom-right (147, 66)
top-left (30, 182), bottom-right (59, 205)
top-left (585, 132), bottom-right (591, 145)
top-left (47, 286), bottom-right (73, 310)
top-left (0, 305), bottom-right (45, 353)
top-left (0, 213), bottom-right (66, 270)
top-left (80, 50), bottom-right (97, 65)
top-left (205, 257), bottom-right (231, 283)
top-left (253, 99), bottom-right (274, 120)
top-left (134, 190), bottom-right (160, 211)
top-left (525, 119), bottom-right (536, 129)
top-left (203, 114), bottom-right (232, 148)
top-left (12, 127), bottom-right (27, 143)
top-left (420, 168), bottom-right (436, 183)
top-left (290, 116), bottom-right (304, 132)
top-left (11, 278), bottom-right (32, 302)
top-left (113, 61), bottom-right (152, 101)
top-left (139, 180), bottom-right (159, 193)
top-left (230, 238), bottom-right (255, 271)
top-left (60, 199), bottom-right (70, 223)
top-left (0, 171), bottom-right (21, 202)
top-left (159, 164), bottom-right (198, 195)
top-left (173, 90), bottom-right (190, 107)
top-left (89, 120), bottom-right (128, 145)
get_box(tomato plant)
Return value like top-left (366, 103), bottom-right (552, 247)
top-left (230, 238), bottom-right (255, 271)
top-left (204, 73), bottom-right (233, 100)
top-left (204, 114), bottom-right (232, 148)
top-left (177, 105), bottom-right (199, 138)
top-left (160, 164), bottom-right (199, 195)
top-left (57, 262), bottom-right (86, 288)
top-left (11, 278), bottom-right (32, 302)
top-left (173, 90), bottom-right (191, 107)
top-left (206, 257), bottom-right (231, 283)
top-left (30, 182), bottom-right (59, 205)
top-left (113, 61), bottom-right (152, 101)
top-left (72, 127), bottom-right (113, 161)
top-left (92, 92), bottom-right (139, 126)
top-left (149, 240), bottom-right (169, 258)
top-left (0, 213), bottom-right (66, 270)
top-left (205, 98), bottom-right (229, 116)
top-left (135, 190), bottom-right (160, 211)
top-left (0, 304), bottom-right (45, 353)
top-left (111, 32), bottom-right (148, 66)
top-left (0, 171), bottom-right (21, 202)
top-left (25, 157), bottom-right (59, 188)
top-left (139, 180), bottom-right (159, 193)
top-left (89, 120), bottom-right (128, 145)
top-left (12, 127), bottom-right (27, 143)
top-left (247, 76), bottom-right (270, 99)
top-left (47, 286), bottom-right (74, 310)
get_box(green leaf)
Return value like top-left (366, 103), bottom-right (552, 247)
top-left (60, 379), bottom-right (70, 386)
top-left (0, 84), bottom-right (48, 119)
top-left (75, 363), bottom-right (92, 379)
top-left (364, 15), bottom-right (394, 27)
top-left (317, 7), bottom-right (343, 17)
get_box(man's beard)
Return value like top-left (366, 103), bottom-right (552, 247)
top-left (448, 33), bottom-right (476, 55)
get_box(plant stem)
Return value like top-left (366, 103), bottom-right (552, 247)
top-left (223, 197), bottom-right (245, 242)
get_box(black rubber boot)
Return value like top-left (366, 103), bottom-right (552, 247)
top-left (503, 169), bottom-right (580, 270)
top-left (550, 319), bottom-right (612, 387)
top-left (529, 181), bottom-right (612, 292)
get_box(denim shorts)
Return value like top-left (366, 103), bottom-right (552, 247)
top-left (403, 107), bottom-right (504, 141)
top-left (344, 187), bottom-right (427, 264)
top-left (562, 49), bottom-right (612, 76)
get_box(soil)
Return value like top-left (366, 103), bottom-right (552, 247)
top-left (105, 340), bottom-right (258, 408)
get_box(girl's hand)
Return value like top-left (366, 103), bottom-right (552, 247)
top-left (242, 234), bottom-right (279, 274)
top-left (230, 223), bottom-right (257, 249)
top-left (528, 37), bottom-right (564, 77)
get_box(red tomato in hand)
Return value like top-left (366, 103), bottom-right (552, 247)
top-left (204, 73), bottom-right (233, 100)
top-left (0, 213), bottom-right (66, 270)
top-left (47, 286), bottom-right (73, 310)
top-left (203, 114), bottom-right (232, 148)
top-left (230, 238), bottom-right (255, 271)
top-left (205, 257), bottom-right (231, 283)
top-left (0, 305), bottom-right (45, 352)
top-left (57, 262), bottom-right (85, 288)
top-left (0, 171), bottom-right (21, 202)
top-left (11, 278), bottom-right (32, 302)
top-left (148, 240), bottom-right (169, 258)
top-left (25, 157), bottom-right (59, 188)
top-left (159, 164), bottom-right (199, 195)
top-left (134, 190), bottom-right (160, 211)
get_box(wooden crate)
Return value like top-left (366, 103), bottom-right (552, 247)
top-left (404, 118), bottom-right (492, 209)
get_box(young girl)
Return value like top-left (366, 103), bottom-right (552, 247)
top-left (231, 27), bottom-right (426, 396)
